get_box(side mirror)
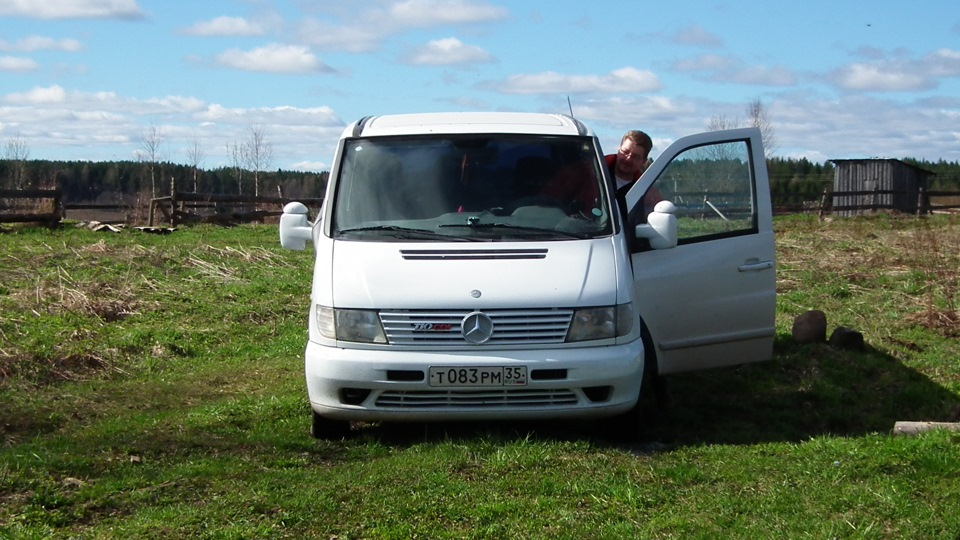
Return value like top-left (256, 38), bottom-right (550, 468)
top-left (279, 202), bottom-right (314, 250)
top-left (635, 200), bottom-right (677, 249)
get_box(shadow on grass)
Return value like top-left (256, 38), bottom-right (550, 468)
top-left (636, 338), bottom-right (960, 447)
top-left (348, 334), bottom-right (960, 450)
top-left (6, 333), bottom-right (956, 460)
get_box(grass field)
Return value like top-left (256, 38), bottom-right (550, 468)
top-left (1, 214), bottom-right (958, 539)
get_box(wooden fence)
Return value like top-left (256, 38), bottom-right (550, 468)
top-left (772, 186), bottom-right (960, 216)
top-left (0, 189), bottom-right (323, 227)
top-left (1, 187), bottom-right (958, 227)
top-left (0, 188), bottom-right (62, 225)
top-left (147, 192), bottom-right (324, 227)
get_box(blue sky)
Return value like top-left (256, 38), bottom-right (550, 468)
top-left (1, 0), bottom-right (959, 171)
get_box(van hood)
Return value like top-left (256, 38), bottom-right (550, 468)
top-left (331, 240), bottom-right (619, 309)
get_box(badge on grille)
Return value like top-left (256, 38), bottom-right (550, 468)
top-left (461, 311), bottom-right (494, 344)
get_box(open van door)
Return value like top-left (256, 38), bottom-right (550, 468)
top-left (624, 127), bottom-right (776, 375)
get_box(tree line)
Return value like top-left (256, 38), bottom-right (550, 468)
top-left (2, 156), bottom-right (959, 204)
top-left (0, 158), bottom-right (328, 202)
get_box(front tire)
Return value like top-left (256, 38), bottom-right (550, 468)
top-left (310, 410), bottom-right (351, 440)
top-left (604, 321), bottom-right (666, 442)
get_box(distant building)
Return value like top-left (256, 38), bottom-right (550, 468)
top-left (830, 158), bottom-right (934, 216)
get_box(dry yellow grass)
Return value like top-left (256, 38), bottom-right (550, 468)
top-left (776, 213), bottom-right (959, 338)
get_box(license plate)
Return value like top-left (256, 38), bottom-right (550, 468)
top-left (428, 366), bottom-right (527, 387)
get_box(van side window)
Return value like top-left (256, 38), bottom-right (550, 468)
top-left (645, 140), bottom-right (757, 244)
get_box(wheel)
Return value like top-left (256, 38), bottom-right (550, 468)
top-left (602, 368), bottom-right (664, 443)
top-left (603, 321), bottom-right (667, 443)
top-left (606, 393), bottom-right (644, 442)
top-left (310, 410), bottom-right (351, 440)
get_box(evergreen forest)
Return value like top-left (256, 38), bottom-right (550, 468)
top-left (1, 157), bottom-right (958, 204)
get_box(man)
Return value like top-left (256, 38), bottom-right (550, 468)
top-left (607, 130), bottom-right (672, 410)
top-left (605, 130), bottom-right (656, 219)
top-left (606, 130), bottom-right (653, 195)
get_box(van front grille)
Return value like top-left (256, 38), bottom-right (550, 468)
top-left (380, 308), bottom-right (573, 345)
top-left (375, 389), bottom-right (579, 408)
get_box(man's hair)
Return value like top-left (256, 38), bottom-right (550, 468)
top-left (621, 130), bottom-right (652, 153)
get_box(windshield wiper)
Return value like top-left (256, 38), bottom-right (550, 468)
top-left (440, 222), bottom-right (589, 239)
top-left (337, 225), bottom-right (479, 241)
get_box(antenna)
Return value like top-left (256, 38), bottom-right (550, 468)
top-left (567, 96), bottom-right (574, 117)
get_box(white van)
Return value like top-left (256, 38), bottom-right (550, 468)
top-left (279, 112), bottom-right (776, 438)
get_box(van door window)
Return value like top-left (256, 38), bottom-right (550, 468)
top-left (639, 140), bottom-right (757, 244)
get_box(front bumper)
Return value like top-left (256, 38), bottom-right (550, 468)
top-left (304, 339), bottom-right (644, 422)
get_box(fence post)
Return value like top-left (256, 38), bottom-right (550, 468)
top-left (52, 188), bottom-right (64, 225)
top-left (818, 185), bottom-right (830, 220)
top-left (917, 186), bottom-right (927, 216)
top-left (170, 186), bottom-right (178, 228)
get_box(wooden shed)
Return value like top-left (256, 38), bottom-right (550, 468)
top-left (830, 159), bottom-right (934, 216)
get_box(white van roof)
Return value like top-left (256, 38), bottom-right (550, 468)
top-left (344, 112), bottom-right (592, 138)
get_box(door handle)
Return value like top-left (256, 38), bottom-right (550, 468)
top-left (738, 259), bottom-right (774, 272)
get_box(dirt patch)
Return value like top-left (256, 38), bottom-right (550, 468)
top-left (0, 351), bottom-right (124, 385)
top-left (906, 308), bottom-right (960, 338)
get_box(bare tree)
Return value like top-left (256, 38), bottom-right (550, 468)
top-left (186, 137), bottom-right (205, 193)
top-left (704, 114), bottom-right (742, 165)
top-left (138, 123), bottom-right (166, 197)
top-left (746, 98), bottom-right (777, 157)
top-left (3, 132), bottom-right (30, 189)
top-left (243, 125), bottom-right (274, 197)
top-left (707, 99), bottom-right (776, 158)
top-left (227, 141), bottom-right (248, 195)
top-left (708, 113), bottom-right (739, 132)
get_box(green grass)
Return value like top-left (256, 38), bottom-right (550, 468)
top-left (1, 215), bottom-right (959, 539)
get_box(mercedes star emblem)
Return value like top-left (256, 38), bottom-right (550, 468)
top-left (461, 311), bottom-right (494, 344)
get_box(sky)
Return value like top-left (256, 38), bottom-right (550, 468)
top-left (0, 0), bottom-right (959, 172)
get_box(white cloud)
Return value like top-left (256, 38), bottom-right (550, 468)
top-left (299, 0), bottom-right (507, 53)
top-left (570, 95), bottom-right (698, 130)
top-left (0, 84), bottom-right (346, 165)
top-left (388, 0), bottom-right (508, 26)
top-left (830, 63), bottom-right (934, 92)
top-left (2, 86), bottom-right (206, 116)
top-left (188, 105), bottom-right (345, 168)
top-left (195, 104), bottom-right (341, 127)
top-left (140, 95), bottom-right (207, 116)
top-left (0, 0), bottom-right (144, 19)
top-left (0, 56), bottom-right (38, 72)
top-left (923, 48), bottom-right (960, 77)
top-left (491, 67), bottom-right (661, 95)
top-left (671, 25), bottom-right (723, 48)
top-left (214, 44), bottom-right (333, 74)
top-left (0, 35), bottom-right (83, 52)
top-left (289, 160), bottom-right (330, 172)
top-left (673, 54), bottom-right (731, 72)
top-left (723, 65), bottom-right (796, 86)
top-left (771, 94), bottom-right (923, 158)
top-left (573, 90), bottom-right (960, 163)
top-left (407, 37), bottom-right (493, 65)
top-left (298, 19), bottom-right (383, 53)
top-left (4, 85), bottom-right (68, 104)
top-left (180, 16), bottom-right (265, 37)
top-left (826, 48), bottom-right (960, 93)
top-left (673, 54), bottom-right (796, 86)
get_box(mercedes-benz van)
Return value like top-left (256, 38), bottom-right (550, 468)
top-left (279, 112), bottom-right (776, 438)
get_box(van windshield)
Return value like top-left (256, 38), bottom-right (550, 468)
top-left (331, 135), bottom-right (614, 241)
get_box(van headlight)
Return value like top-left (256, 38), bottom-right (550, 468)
top-left (567, 303), bottom-right (633, 342)
top-left (316, 306), bottom-right (387, 343)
